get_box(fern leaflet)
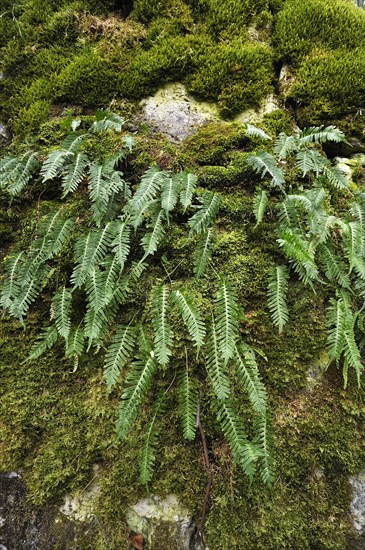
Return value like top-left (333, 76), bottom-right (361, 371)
top-left (267, 265), bottom-right (289, 333)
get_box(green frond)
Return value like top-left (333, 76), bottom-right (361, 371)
top-left (47, 218), bottom-right (76, 258)
top-left (61, 152), bottom-right (89, 196)
top-left (206, 319), bottom-right (230, 401)
top-left (343, 221), bottom-right (363, 271)
top-left (194, 227), bottom-right (216, 279)
top-left (65, 327), bottom-right (85, 359)
top-left (128, 198), bottom-right (160, 230)
top-left (85, 267), bottom-right (107, 311)
top-left (6, 152), bottom-right (40, 196)
top-left (0, 252), bottom-right (25, 310)
top-left (350, 201), bottom-right (365, 254)
top-left (26, 325), bottom-right (59, 362)
top-left (161, 176), bottom-right (180, 216)
top-left (322, 164), bottom-right (349, 190)
top-left (141, 209), bottom-right (166, 256)
top-left (41, 149), bottom-right (73, 182)
top-left (298, 125), bottom-right (347, 146)
top-left (273, 132), bottom-right (296, 160)
top-left (84, 304), bottom-right (110, 348)
top-left (253, 188), bottom-right (269, 227)
top-left (9, 264), bottom-right (49, 320)
top-left (233, 343), bottom-right (267, 414)
top-left (318, 244), bottom-right (350, 288)
top-left (245, 124), bottom-right (271, 141)
top-left (277, 200), bottom-right (302, 230)
top-left (277, 229), bottom-right (318, 282)
top-left (343, 325), bottom-right (362, 388)
top-left (61, 133), bottom-right (88, 153)
top-left (151, 285), bottom-right (173, 367)
top-left (130, 166), bottom-right (169, 214)
top-left (172, 289), bottom-right (206, 349)
top-left (140, 398), bottom-right (165, 485)
top-left (326, 298), bottom-right (347, 361)
top-left (214, 279), bottom-right (241, 363)
top-left (177, 364), bottom-right (198, 441)
top-left (111, 220), bottom-right (131, 270)
top-left (286, 193), bottom-right (313, 212)
top-left (254, 413), bottom-right (274, 484)
top-left (246, 151), bottom-right (285, 189)
top-left (295, 149), bottom-right (326, 177)
top-left (104, 325), bottom-right (136, 391)
top-left (176, 172), bottom-right (197, 212)
top-left (90, 109), bottom-right (125, 133)
top-left (267, 265), bottom-right (289, 333)
top-left (52, 286), bottom-right (73, 339)
top-left (116, 351), bottom-right (157, 439)
top-left (188, 192), bottom-right (221, 235)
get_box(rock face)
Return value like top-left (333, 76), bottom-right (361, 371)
top-left (126, 494), bottom-right (207, 550)
top-left (234, 94), bottom-right (281, 125)
top-left (140, 83), bottom-right (220, 141)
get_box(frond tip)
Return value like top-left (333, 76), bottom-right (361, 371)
top-left (267, 265), bottom-right (289, 333)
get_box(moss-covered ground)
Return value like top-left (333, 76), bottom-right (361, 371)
top-left (2, 0), bottom-right (365, 549)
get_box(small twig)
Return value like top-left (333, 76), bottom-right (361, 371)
top-left (196, 400), bottom-right (213, 535)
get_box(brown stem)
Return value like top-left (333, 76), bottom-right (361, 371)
top-left (196, 401), bottom-right (213, 534)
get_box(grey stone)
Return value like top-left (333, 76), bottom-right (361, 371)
top-left (140, 83), bottom-right (220, 141)
top-left (0, 124), bottom-right (8, 144)
top-left (126, 494), bottom-right (207, 549)
top-left (234, 94), bottom-right (281, 125)
top-left (59, 465), bottom-right (101, 522)
top-left (351, 473), bottom-right (365, 532)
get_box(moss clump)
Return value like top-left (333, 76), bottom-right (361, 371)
top-left (186, 39), bottom-right (274, 117)
top-left (288, 48), bottom-right (365, 124)
top-left (274, 0), bottom-right (365, 65)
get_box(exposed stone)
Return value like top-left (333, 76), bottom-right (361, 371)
top-left (140, 83), bottom-right (220, 142)
top-left (355, 0), bottom-right (365, 8)
top-left (59, 465), bottom-right (100, 522)
top-left (126, 494), bottom-right (207, 550)
top-left (351, 473), bottom-right (365, 533)
top-left (234, 94), bottom-right (281, 125)
top-left (334, 154), bottom-right (365, 184)
top-left (0, 123), bottom-right (9, 145)
top-left (306, 351), bottom-right (330, 389)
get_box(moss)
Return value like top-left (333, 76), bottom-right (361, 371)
top-left (186, 39), bottom-right (274, 117)
top-left (274, 0), bottom-right (365, 65)
top-left (288, 48), bottom-right (365, 124)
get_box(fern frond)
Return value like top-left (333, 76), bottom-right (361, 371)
top-left (26, 325), bottom-right (59, 362)
top-left (194, 227), bottom-right (216, 279)
top-left (85, 267), bottom-right (107, 311)
top-left (298, 125), bottom-right (347, 146)
top-left (111, 220), bottom-right (131, 270)
top-left (52, 286), bottom-right (73, 339)
top-left (295, 149), bottom-right (326, 177)
top-left (254, 413), bottom-right (274, 484)
top-left (326, 298), bottom-right (347, 361)
top-left (322, 164), bottom-right (349, 190)
top-left (141, 209), bottom-right (166, 256)
top-left (343, 324), bottom-right (362, 388)
top-left (177, 363), bottom-right (198, 440)
top-left (161, 176), bottom-right (180, 217)
top-left (233, 343), bottom-right (267, 414)
top-left (245, 124), bottom-right (271, 141)
top-left (350, 201), bottom-right (365, 254)
top-left (90, 109), bottom-right (125, 133)
top-left (65, 327), bottom-right (85, 358)
top-left (61, 133), bottom-right (87, 153)
top-left (277, 229), bottom-right (317, 279)
top-left (84, 304), bottom-right (110, 347)
top-left (205, 319), bottom-right (230, 401)
top-left (41, 149), bottom-right (73, 181)
top-left (130, 166), bottom-right (169, 214)
top-left (172, 289), bottom-right (206, 349)
top-left (116, 351), bottom-right (157, 438)
top-left (267, 265), bottom-right (289, 333)
top-left (104, 325), bottom-right (136, 391)
top-left (151, 285), bottom-right (173, 367)
top-left (140, 397), bottom-right (165, 485)
top-left (188, 192), bottom-right (221, 235)
top-left (246, 151), bottom-right (285, 189)
top-left (214, 279), bottom-right (241, 363)
top-left (47, 218), bottom-right (76, 258)
top-left (9, 264), bottom-right (49, 319)
top-left (6, 152), bottom-right (40, 196)
top-left (273, 132), bottom-right (296, 160)
top-left (61, 152), bottom-right (89, 196)
top-left (343, 221), bottom-right (363, 271)
top-left (253, 188), bottom-right (269, 227)
top-left (318, 244), bottom-right (350, 288)
top-left (177, 172), bottom-right (197, 212)
top-left (0, 252), bottom-right (25, 309)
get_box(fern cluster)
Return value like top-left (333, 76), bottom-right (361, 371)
top-left (251, 125), bottom-right (365, 385)
top-left (0, 114), bottom-right (273, 486)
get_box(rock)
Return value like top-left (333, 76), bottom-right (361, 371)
top-left (126, 494), bottom-right (207, 550)
top-left (334, 154), bottom-right (365, 184)
top-left (59, 465), bottom-right (100, 522)
top-left (0, 123), bottom-right (9, 145)
top-left (234, 94), bottom-right (281, 125)
top-left (355, 0), bottom-right (365, 8)
top-left (351, 473), bottom-right (365, 533)
top-left (140, 83), bottom-right (220, 142)
top-left (306, 351), bottom-right (330, 389)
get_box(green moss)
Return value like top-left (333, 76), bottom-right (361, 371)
top-left (274, 0), bottom-right (365, 65)
top-left (186, 39), bottom-right (274, 117)
top-left (289, 48), bottom-right (365, 124)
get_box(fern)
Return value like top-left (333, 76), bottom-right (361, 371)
top-left (254, 413), bottom-right (274, 484)
top-left (273, 132), bottom-right (296, 160)
top-left (130, 166), bottom-right (169, 214)
top-left (172, 289), bottom-right (206, 349)
top-left (0, 252), bottom-right (25, 309)
top-left (188, 192), bottom-right (221, 235)
top-left (267, 266), bottom-right (289, 333)
top-left (112, 219), bottom-right (131, 270)
top-left (253, 188), bottom-right (269, 227)
top-left (246, 151), bottom-right (285, 189)
top-left (140, 398), bottom-right (165, 485)
top-left (318, 244), bottom-right (350, 288)
top-left (65, 327), bottom-right (85, 359)
top-left (298, 125), bottom-right (347, 146)
top-left (177, 362), bottom-right (198, 440)
top-left (103, 325), bottom-right (136, 391)
top-left (41, 149), bottom-right (73, 182)
top-left (9, 264), bottom-right (49, 320)
top-left (0, 152), bottom-right (40, 195)
top-left (205, 319), bottom-right (230, 401)
top-left (90, 109), bottom-right (125, 133)
top-left (161, 176), bottom-right (180, 217)
top-left (52, 286), bottom-right (73, 339)
top-left (116, 351), bottom-right (157, 438)
top-left (61, 152), bottom-right (89, 196)
top-left (141, 209), bottom-right (166, 256)
top-left (214, 280), bottom-right (241, 363)
top-left (327, 298), bottom-right (347, 361)
top-left (26, 325), bottom-right (59, 362)
top-left (245, 124), bottom-right (271, 141)
top-left (151, 285), bottom-right (174, 367)
top-left (233, 343), bottom-right (267, 415)
top-left (177, 172), bottom-right (197, 211)
top-left (194, 227), bottom-right (216, 279)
